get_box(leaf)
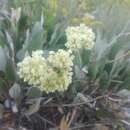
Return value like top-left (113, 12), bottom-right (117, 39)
top-left (74, 65), bottom-right (86, 80)
top-left (11, 7), bottom-right (21, 23)
top-left (93, 31), bottom-right (109, 61)
top-left (99, 71), bottom-right (109, 89)
top-left (5, 61), bottom-right (15, 81)
top-left (5, 31), bottom-right (14, 56)
top-left (48, 24), bottom-right (62, 46)
top-left (120, 76), bottom-right (130, 90)
top-left (0, 47), bottom-right (7, 71)
top-left (0, 79), bottom-right (6, 96)
top-left (25, 98), bottom-right (41, 115)
top-left (109, 42), bottom-right (123, 60)
top-left (109, 50), bottom-right (127, 79)
top-left (0, 32), bottom-right (6, 48)
top-left (9, 83), bottom-right (21, 99)
top-left (11, 101), bottom-right (18, 113)
top-left (17, 17), bottom-right (46, 60)
top-left (27, 87), bottom-right (42, 98)
top-left (73, 50), bottom-right (82, 68)
top-left (81, 49), bottom-right (91, 66)
top-left (88, 62), bottom-right (99, 79)
top-left (4, 99), bottom-right (11, 109)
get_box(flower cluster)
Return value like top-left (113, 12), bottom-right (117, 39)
top-left (17, 51), bottom-right (47, 86)
top-left (65, 24), bottom-right (95, 49)
top-left (17, 50), bottom-right (74, 93)
top-left (46, 50), bottom-right (74, 92)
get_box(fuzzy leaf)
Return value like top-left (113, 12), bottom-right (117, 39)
top-left (5, 61), bottom-right (15, 81)
top-left (27, 87), bottom-right (42, 98)
top-left (25, 98), bottom-right (41, 115)
top-left (81, 49), bottom-right (91, 66)
top-left (88, 62), bottom-right (99, 79)
top-left (17, 17), bottom-right (45, 60)
top-left (9, 83), bottom-right (21, 99)
top-left (0, 47), bottom-right (7, 71)
top-left (0, 79), bottom-right (6, 96)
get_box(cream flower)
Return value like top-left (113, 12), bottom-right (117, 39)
top-left (17, 50), bottom-right (74, 93)
top-left (48, 49), bottom-right (74, 70)
top-left (17, 50), bottom-right (47, 86)
top-left (44, 49), bottom-right (74, 93)
top-left (65, 24), bottom-right (95, 49)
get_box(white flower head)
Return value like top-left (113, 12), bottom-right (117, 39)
top-left (17, 50), bottom-right (47, 86)
top-left (17, 49), bottom-right (74, 93)
top-left (65, 24), bottom-right (95, 50)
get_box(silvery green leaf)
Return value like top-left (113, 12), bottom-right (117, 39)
top-left (82, 66), bottom-right (88, 74)
top-left (109, 50), bottom-right (127, 79)
top-left (17, 18), bottom-right (46, 60)
top-left (4, 99), bottom-right (11, 108)
top-left (0, 47), bottom-right (7, 71)
top-left (11, 101), bottom-right (18, 113)
top-left (5, 60), bottom-right (16, 81)
top-left (11, 7), bottom-right (21, 23)
top-left (74, 65), bottom-right (85, 79)
top-left (5, 31), bottom-right (14, 56)
top-left (9, 83), bottom-right (21, 99)
top-left (88, 62), bottom-right (100, 79)
top-left (73, 50), bottom-right (82, 68)
top-left (0, 31), bottom-right (6, 47)
top-left (93, 31), bottom-right (109, 60)
top-left (99, 71), bottom-right (109, 89)
top-left (27, 87), bottom-right (42, 98)
top-left (40, 14), bottom-right (44, 27)
top-left (81, 49), bottom-right (91, 66)
top-left (0, 80), bottom-right (6, 95)
top-left (25, 98), bottom-right (41, 115)
top-left (48, 24), bottom-right (61, 46)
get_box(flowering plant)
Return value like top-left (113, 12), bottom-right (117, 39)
top-left (18, 50), bottom-right (74, 93)
top-left (65, 24), bottom-right (95, 49)
top-left (0, 5), bottom-right (130, 130)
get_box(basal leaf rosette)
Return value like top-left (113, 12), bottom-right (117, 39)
top-left (65, 24), bottom-right (95, 50)
top-left (17, 50), bottom-right (74, 93)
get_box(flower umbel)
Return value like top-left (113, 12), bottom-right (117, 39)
top-left (65, 24), bottom-right (95, 49)
top-left (45, 49), bottom-right (74, 93)
top-left (17, 51), bottom-right (47, 86)
top-left (17, 50), bottom-right (74, 93)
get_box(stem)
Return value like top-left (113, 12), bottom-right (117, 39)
top-left (43, 95), bottom-right (106, 107)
